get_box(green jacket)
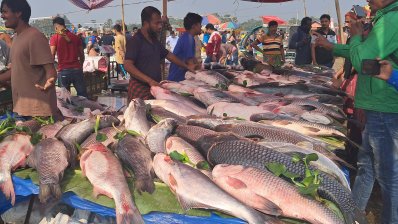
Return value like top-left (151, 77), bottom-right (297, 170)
top-left (333, 2), bottom-right (398, 113)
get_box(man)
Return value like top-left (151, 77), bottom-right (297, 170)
top-left (0, 0), bottom-right (57, 117)
top-left (168, 13), bottom-right (202, 82)
top-left (99, 28), bottom-right (114, 46)
top-left (50, 17), bottom-right (87, 97)
top-left (289, 17), bottom-right (312, 65)
top-left (166, 30), bottom-right (178, 52)
top-left (315, 0), bottom-right (398, 222)
top-left (124, 6), bottom-right (196, 101)
top-left (113, 24), bottom-right (127, 79)
top-left (311, 14), bottom-right (337, 68)
top-left (132, 27), bottom-right (138, 35)
top-left (204, 23), bottom-right (221, 63)
top-left (0, 39), bottom-right (10, 87)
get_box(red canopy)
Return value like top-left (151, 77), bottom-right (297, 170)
top-left (261, 16), bottom-right (287, 25)
top-left (68, 0), bottom-right (114, 10)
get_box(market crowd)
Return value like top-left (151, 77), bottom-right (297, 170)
top-left (0, 0), bottom-right (397, 223)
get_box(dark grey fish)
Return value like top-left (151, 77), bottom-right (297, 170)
top-left (207, 140), bottom-right (366, 224)
top-left (150, 106), bottom-right (187, 124)
top-left (193, 88), bottom-right (240, 107)
top-left (115, 135), bottom-right (154, 194)
top-left (145, 118), bottom-right (178, 153)
top-left (70, 96), bottom-right (105, 111)
top-left (16, 119), bottom-right (42, 133)
top-left (253, 83), bottom-right (346, 97)
top-left (38, 122), bottom-right (66, 139)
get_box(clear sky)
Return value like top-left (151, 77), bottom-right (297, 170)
top-left (29, 0), bottom-right (367, 25)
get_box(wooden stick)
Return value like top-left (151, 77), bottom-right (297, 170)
top-left (303, 0), bottom-right (308, 17)
top-left (334, 0), bottom-right (344, 44)
top-left (161, 0), bottom-right (168, 80)
top-left (121, 0), bottom-right (125, 35)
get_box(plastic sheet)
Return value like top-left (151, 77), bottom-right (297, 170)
top-left (0, 176), bottom-right (245, 224)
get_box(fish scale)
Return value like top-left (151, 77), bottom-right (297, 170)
top-left (207, 140), bottom-right (366, 224)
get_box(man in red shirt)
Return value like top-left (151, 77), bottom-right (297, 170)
top-left (204, 23), bottom-right (221, 63)
top-left (50, 17), bottom-right (87, 97)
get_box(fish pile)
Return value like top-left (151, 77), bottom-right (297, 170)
top-left (0, 66), bottom-right (368, 224)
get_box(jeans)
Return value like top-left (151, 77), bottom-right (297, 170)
top-left (118, 64), bottom-right (129, 79)
top-left (352, 110), bottom-right (398, 224)
top-left (204, 56), bottom-right (212, 64)
top-left (58, 69), bottom-right (87, 97)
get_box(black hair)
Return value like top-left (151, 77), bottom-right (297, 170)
top-left (205, 23), bottom-right (215, 30)
top-left (320, 14), bottom-right (331, 21)
top-left (183, 12), bottom-right (202, 30)
top-left (268, 20), bottom-right (278, 27)
top-left (1, 0), bottom-right (31, 23)
top-left (301, 17), bottom-right (312, 26)
top-left (52, 17), bottom-right (65, 26)
top-left (114, 24), bottom-right (122, 33)
top-left (141, 6), bottom-right (161, 26)
top-left (133, 27), bottom-right (138, 30)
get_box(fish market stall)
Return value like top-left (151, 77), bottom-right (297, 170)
top-left (0, 60), bottom-right (365, 224)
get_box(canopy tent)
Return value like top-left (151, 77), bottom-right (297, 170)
top-left (261, 16), bottom-right (287, 25)
top-left (202, 14), bottom-right (222, 26)
top-left (68, 0), bottom-right (114, 10)
top-left (219, 22), bottom-right (239, 30)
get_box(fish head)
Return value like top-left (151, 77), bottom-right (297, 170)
top-left (197, 133), bottom-right (242, 157)
top-left (150, 86), bottom-right (172, 97)
top-left (124, 99), bottom-right (147, 119)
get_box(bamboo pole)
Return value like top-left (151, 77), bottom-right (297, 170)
top-left (121, 0), bottom-right (125, 34)
top-left (334, 0), bottom-right (344, 43)
top-left (161, 0), bottom-right (168, 80)
top-left (303, 0), bottom-right (308, 17)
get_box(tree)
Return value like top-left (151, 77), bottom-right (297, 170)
top-left (239, 19), bottom-right (263, 31)
top-left (104, 18), bottom-right (113, 29)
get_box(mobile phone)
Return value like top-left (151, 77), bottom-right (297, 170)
top-left (362, 59), bottom-right (381, 76)
top-left (353, 5), bottom-right (367, 18)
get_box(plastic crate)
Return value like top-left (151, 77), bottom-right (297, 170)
top-left (84, 71), bottom-right (107, 100)
top-left (0, 89), bottom-right (12, 115)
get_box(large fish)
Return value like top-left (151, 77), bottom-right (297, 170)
top-left (207, 140), bottom-right (366, 224)
top-left (145, 99), bottom-right (203, 117)
top-left (145, 118), bottom-right (177, 153)
top-left (253, 83), bottom-right (346, 97)
top-left (175, 125), bottom-right (217, 145)
top-left (215, 123), bottom-right (351, 168)
top-left (0, 134), bottom-right (34, 205)
top-left (227, 84), bottom-right (263, 95)
top-left (80, 144), bottom-right (144, 224)
top-left (160, 81), bottom-right (197, 95)
top-left (124, 99), bottom-right (151, 136)
top-left (56, 115), bottom-right (120, 166)
top-left (149, 106), bottom-right (187, 124)
top-left (27, 138), bottom-right (69, 203)
top-left (153, 153), bottom-right (281, 224)
top-left (258, 142), bottom-right (350, 189)
top-left (185, 70), bottom-right (230, 87)
top-left (193, 87), bottom-right (240, 107)
top-left (15, 120), bottom-right (42, 133)
top-left (208, 102), bottom-right (270, 120)
top-left (81, 126), bottom-right (124, 148)
top-left (38, 122), bottom-right (67, 139)
top-left (212, 164), bottom-right (344, 224)
top-left (115, 135), bottom-right (155, 194)
top-left (279, 99), bottom-right (345, 121)
top-left (151, 86), bottom-right (206, 114)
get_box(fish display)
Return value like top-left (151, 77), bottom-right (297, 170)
top-left (145, 99), bottom-right (203, 117)
top-left (124, 99), bottom-right (151, 136)
top-left (0, 134), bottom-right (34, 205)
top-left (81, 126), bottom-right (124, 148)
top-left (80, 144), bottom-right (144, 224)
top-left (185, 70), bottom-right (230, 87)
top-left (145, 118), bottom-right (177, 153)
top-left (153, 153), bottom-right (281, 224)
top-left (27, 138), bottom-right (69, 203)
top-left (115, 135), bottom-right (155, 194)
top-left (213, 164), bottom-right (344, 224)
top-left (38, 122), bottom-right (67, 139)
top-left (193, 87), bottom-right (240, 106)
top-left (149, 106), bottom-right (187, 124)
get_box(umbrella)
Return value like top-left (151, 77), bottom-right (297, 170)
top-left (219, 22), bottom-right (239, 30)
top-left (202, 14), bottom-right (221, 26)
top-left (261, 16), bottom-right (287, 25)
top-left (68, 0), bottom-right (114, 10)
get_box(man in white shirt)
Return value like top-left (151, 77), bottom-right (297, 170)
top-left (166, 30), bottom-right (179, 52)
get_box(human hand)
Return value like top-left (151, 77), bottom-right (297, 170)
top-left (212, 55), bottom-right (217, 62)
top-left (375, 59), bottom-right (393, 81)
top-left (186, 63), bottom-right (196, 73)
top-left (35, 77), bottom-right (55, 91)
top-left (314, 33), bottom-right (334, 51)
top-left (350, 19), bottom-right (364, 36)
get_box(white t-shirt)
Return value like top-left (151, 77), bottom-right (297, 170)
top-left (166, 36), bottom-right (179, 52)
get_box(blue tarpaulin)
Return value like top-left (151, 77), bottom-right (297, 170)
top-left (0, 176), bottom-right (245, 224)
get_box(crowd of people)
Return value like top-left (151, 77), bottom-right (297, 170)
top-left (0, 0), bottom-right (397, 222)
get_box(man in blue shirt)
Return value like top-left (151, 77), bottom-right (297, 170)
top-left (168, 13), bottom-right (202, 82)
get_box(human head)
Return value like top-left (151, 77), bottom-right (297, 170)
top-left (141, 6), bottom-right (162, 38)
top-left (52, 16), bottom-right (66, 33)
top-left (205, 23), bottom-right (216, 34)
top-left (367, 0), bottom-right (396, 13)
top-left (268, 20), bottom-right (278, 34)
top-left (114, 24), bottom-right (122, 33)
top-left (170, 30), bottom-right (175, 37)
top-left (92, 30), bottom-right (98, 36)
top-left (132, 27), bottom-right (138, 33)
top-left (344, 11), bottom-right (357, 28)
top-left (1, 0), bottom-right (31, 29)
top-left (300, 17), bottom-right (312, 32)
top-left (184, 12), bottom-right (202, 35)
top-left (320, 14), bottom-right (331, 29)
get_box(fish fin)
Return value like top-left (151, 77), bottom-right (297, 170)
top-left (296, 141), bottom-right (314, 150)
top-left (176, 193), bottom-right (208, 211)
top-left (26, 153), bottom-right (36, 168)
top-left (305, 127), bottom-right (321, 133)
top-left (93, 186), bottom-right (113, 199)
top-left (274, 120), bottom-right (292, 126)
top-left (62, 141), bottom-right (78, 168)
top-left (116, 194), bottom-right (145, 224)
top-left (135, 177), bottom-right (155, 194)
top-left (79, 149), bottom-right (93, 177)
top-left (214, 124), bottom-right (235, 132)
top-left (250, 193), bottom-right (282, 216)
top-left (226, 176), bottom-right (247, 189)
top-left (0, 174), bottom-right (15, 205)
top-left (168, 173), bottom-right (178, 192)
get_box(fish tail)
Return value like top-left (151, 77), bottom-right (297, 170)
top-left (0, 173), bottom-right (15, 205)
top-left (135, 178), bottom-right (155, 194)
top-left (116, 194), bottom-right (144, 224)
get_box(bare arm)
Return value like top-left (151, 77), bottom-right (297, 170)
top-left (50, 45), bottom-right (57, 60)
top-left (124, 59), bottom-right (159, 86)
top-left (311, 43), bottom-right (317, 65)
top-left (251, 38), bottom-right (263, 53)
top-left (35, 63), bottom-right (57, 91)
top-left (280, 46), bottom-right (285, 62)
top-left (166, 53), bottom-right (195, 72)
top-left (79, 45), bottom-right (85, 66)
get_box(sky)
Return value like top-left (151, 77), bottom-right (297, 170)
top-left (29, 0), bottom-right (367, 25)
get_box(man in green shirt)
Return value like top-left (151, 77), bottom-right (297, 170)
top-left (316, 1), bottom-right (398, 222)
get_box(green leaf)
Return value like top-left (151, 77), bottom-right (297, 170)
top-left (75, 143), bottom-right (82, 152)
top-left (298, 183), bottom-right (319, 197)
top-left (266, 162), bottom-right (286, 177)
top-left (196, 161), bottom-right (211, 171)
top-left (94, 115), bottom-right (100, 134)
top-left (126, 130), bottom-right (141, 137)
top-left (169, 151), bottom-right (186, 162)
top-left (242, 80), bottom-right (248, 87)
top-left (75, 106), bottom-right (84, 113)
top-left (151, 114), bottom-right (162, 124)
top-left (113, 132), bottom-right (126, 140)
top-left (30, 133), bottom-right (43, 145)
top-left (302, 176), bottom-right (315, 187)
top-left (96, 133), bottom-right (108, 142)
top-left (304, 153), bottom-right (319, 164)
top-left (284, 171), bottom-right (300, 179)
top-left (291, 153), bottom-right (302, 163)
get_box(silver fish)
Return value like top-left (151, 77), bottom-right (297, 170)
top-left (145, 118), bottom-right (177, 153)
top-left (124, 99), bottom-right (151, 136)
